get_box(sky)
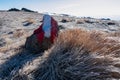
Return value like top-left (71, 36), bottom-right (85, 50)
top-left (0, 0), bottom-right (120, 20)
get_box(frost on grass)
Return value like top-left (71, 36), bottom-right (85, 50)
top-left (0, 29), bottom-right (120, 80)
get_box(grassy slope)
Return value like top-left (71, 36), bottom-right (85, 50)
top-left (0, 29), bottom-right (120, 80)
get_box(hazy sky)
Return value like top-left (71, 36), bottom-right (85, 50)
top-left (0, 0), bottom-right (120, 19)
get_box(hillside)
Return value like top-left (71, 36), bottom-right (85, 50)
top-left (0, 11), bottom-right (120, 80)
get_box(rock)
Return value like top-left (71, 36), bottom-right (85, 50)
top-left (42, 37), bottom-right (52, 50)
top-left (8, 31), bottom-right (13, 34)
top-left (22, 18), bottom-right (34, 26)
top-left (21, 8), bottom-right (36, 13)
top-left (60, 14), bottom-right (69, 17)
top-left (101, 18), bottom-right (111, 20)
top-left (25, 34), bottom-right (52, 53)
top-left (84, 20), bottom-right (94, 24)
top-left (107, 22), bottom-right (115, 25)
top-left (8, 8), bottom-right (20, 11)
top-left (22, 21), bottom-right (33, 26)
top-left (25, 34), bottom-right (41, 53)
top-left (61, 18), bottom-right (74, 23)
top-left (61, 19), bottom-right (69, 23)
top-left (58, 25), bottom-right (65, 30)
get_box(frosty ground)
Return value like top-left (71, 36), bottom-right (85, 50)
top-left (0, 11), bottom-right (120, 80)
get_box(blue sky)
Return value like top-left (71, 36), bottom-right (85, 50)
top-left (0, 0), bottom-right (120, 19)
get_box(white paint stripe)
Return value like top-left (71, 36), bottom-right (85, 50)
top-left (42, 14), bottom-right (52, 38)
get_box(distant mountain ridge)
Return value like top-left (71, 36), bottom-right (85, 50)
top-left (8, 8), bottom-right (37, 13)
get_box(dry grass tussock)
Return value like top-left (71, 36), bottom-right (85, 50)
top-left (0, 29), bottom-right (29, 53)
top-left (13, 29), bottom-right (25, 38)
top-left (26, 18), bottom-right (35, 23)
top-left (110, 30), bottom-right (120, 37)
top-left (31, 29), bottom-right (120, 80)
top-left (55, 29), bottom-right (120, 55)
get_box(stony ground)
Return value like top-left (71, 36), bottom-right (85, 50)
top-left (0, 11), bottom-right (120, 80)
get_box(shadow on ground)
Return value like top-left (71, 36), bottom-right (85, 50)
top-left (0, 46), bottom-right (43, 80)
top-left (31, 45), bottom-right (120, 80)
